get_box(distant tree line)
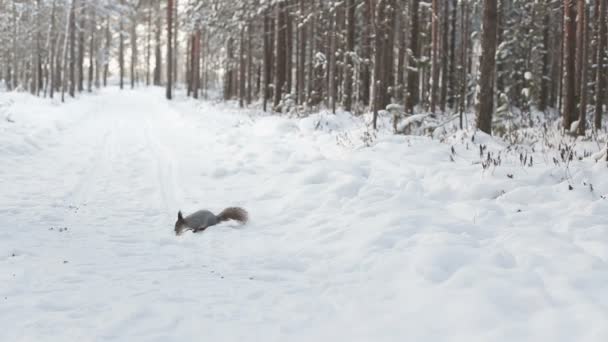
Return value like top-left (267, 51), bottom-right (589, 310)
top-left (1, 0), bottom-right (607, 135)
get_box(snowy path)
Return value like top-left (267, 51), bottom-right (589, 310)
top-left (1, 88), bottom-right (608, 342)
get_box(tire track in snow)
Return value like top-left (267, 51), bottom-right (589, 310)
top-left (141, 109), bottom-right (184, 219)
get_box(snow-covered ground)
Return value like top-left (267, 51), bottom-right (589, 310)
top-left (1, 88), bottom-right (607, 342)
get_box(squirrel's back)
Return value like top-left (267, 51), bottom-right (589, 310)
top-left (184, 210), bottom-right (219, 228)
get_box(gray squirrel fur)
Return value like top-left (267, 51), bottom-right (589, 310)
top-left (174, 207), bottom-right (248, 235)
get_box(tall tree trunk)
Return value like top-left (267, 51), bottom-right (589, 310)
top-left (297, 0), bottom-right (307, 107)
top-left (406, 0), bottom-right (420, 113)
top-left (247, 23), bottom-right (253, 105)
top-left (373, 0), bottom-right (391, 129)
top-left (539, 3), bottom-right (551, 111)
top-left (224, 38), bottom-right (234, 100)
top-left (595, 0), bottom-right (607, 130)
top-left (130, 19), bottom-right (138, 89)
top-left (329, 8), bottom-right (338, 114)
top-left (360, 0), bottom-right (373, 107)
top-left (476, 0), bottom-right (498, 134)
top-left (575, 0), bottom-right (584, 105)
top-left (440, 0), bottom-right (449, 112)
top-left (306, 1), bottom-right (317, 105)
top-left (193, 29), bottom-right (201, 99)
top-left (69, 0), bottom-right (76, 97)
top-left (577, 0), bottom-right (588, 135)
top-left (103, 15), bottom-right (110, 87)
top-left (274, 2), bottom-right (287, 111)
top-left (382, 0), bottom-right (396, 109)
top-left (173, 0), bottom-right (179, 88)
top-left (119, 1), bottom-right (125, 89)
top-left (154, 0), bottom-right (162, 85)
top-left (146, 6), bottom-right (152, 86)
top-left (343, 0), bottom-right (355, 112)
top-left (286, 4), bottom-right (293, 97)
top-left (448, 0), bottom-right (458, 110)
top-left (263, 11), bottom-right (272, 111)
top-left (62, 0), bottom-right (73, 102)
top-left (35, 0), bottom-right (42, 95)
top-left (562, 0), bottom-right (577, 130)
top-left (430, 0), bottom-right (440, 114)
top-left (459, 0), bottom-right (469, 128)
top-left (186, 34), bottom-right (192, 96)
top-left (166, 0), bottom-right (173, 99)
top-left (239, 27), bottom-right (246, 107)
top-left (88, 3), bottom-right (95, 93)
top-left (78, 2), bottom-right (85, 92)
top-left (49, 0), bottom-right (58, 99)
top-left (397, 11), bottom-right (407, 103)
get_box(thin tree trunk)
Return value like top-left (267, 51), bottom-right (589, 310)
top-left (62, 0), bottom-right (73, 102)
top-left (69, 0), bottom-right (76, 97)
top-left (562, 0), bottom-right (577, 130)
top-left (595, 0), bottom-right (607, 130)
top-left (103, 15), bottom-right (110, 87)
top-left (173, 0), bottom-right (179, 88)
top-left (406, 0), bottom-right (420, 113)
top-left (577, 1), bottom-right (588, 135)
top-left (343, 0), bottom-right (355, 112)
top-left (274, 2), bottom-right (287, 111)
top-left (130, 18), bottom-right (137, 89)
top-left (440, 0), bottom-right (449, 112)
top-left (146, 6), bottom-right (152, 86)
top-left (329, 8), bottom-right (337, 114)
top-left (154, 0), bottom-right (162, 85)
top-left (373, 0), bottom-right (388, 129)
top-left (166, 0), bottom-right (173, 99)
top-left (539, 3), bottom-right (551, 111)
top-left (194, 29), bottom-right (201, 99)
top-left (239, 27), bottom-right (246, 107)
top-left (119, 0), bottom-right (125, 89)
top-left (297, 0), bottom-right (307, 107)
top-left (247, 23), bottom-right (253, 105)
top-left (78, 2), bottom-right (85, 92)
top-left (448, 0), bottom-right (457, 110)
top-left (88, 3), bottom-right (95, 93)
top-left (476, 0), bottom-right (498, 134)
top-left (49, 0), bottom-right (58, 99)
top-left (360, 0), bottom-right (373, 107)
top-left (263, 11), bottom-right (272, 111)
top-left (430, 0), bottom-right (440, 114)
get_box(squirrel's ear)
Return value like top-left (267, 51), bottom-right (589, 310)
top-left (177, 211), bottom-right (183, 221)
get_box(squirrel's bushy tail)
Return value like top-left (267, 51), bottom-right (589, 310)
top-left (217, 207), bottom-right (249, 224)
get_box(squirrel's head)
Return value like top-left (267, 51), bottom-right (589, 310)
top-left (174, 211), bottom-right (185, 236)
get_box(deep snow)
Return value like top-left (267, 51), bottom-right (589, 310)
top-left (1, 88), bottom-right (607, 342)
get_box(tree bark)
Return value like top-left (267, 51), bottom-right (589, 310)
top-left (539, 3), bottom-right (551, 111)
top-left (406, 0), bottom-right (420, 113)
top-left (119, 0), bottom-right (125, 89)
top-left (78, 2), bottom-right (85, 92)
top-left (577, 1), bottom-right (588, 135)
top-left (88, 3), bottom-right (95, 93)
top-left (69, 0), bottom-right (76, 97)
top-left (359, 0), bottom-right (373, 107)
top-left (342, 0), bottom-right (355, 112)
top-left (595, 0), bottom-right (607, 129)
top-left (562, 0), bottom-right (577, 130)
top-left (154, 0), bottom-right (162, 85)
top-left (166, 0), bottom-right (173, 99)
top-left (476, 0), bottom-right (498, 134)
top-left (274, 2), bottom-right (287, 111)
top-left (430, 0), bottom-right (440, 114)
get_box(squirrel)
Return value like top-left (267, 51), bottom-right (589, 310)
top-left (174, 207), bottom-right (248, 235)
